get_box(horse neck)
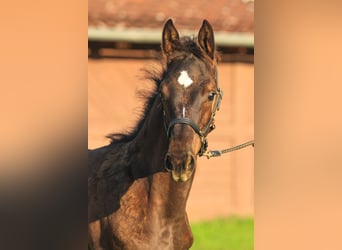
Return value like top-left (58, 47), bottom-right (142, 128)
top-left (130, 95), bottom-right (168, 177)
top-left (148, 172), bottom-right (195, 221)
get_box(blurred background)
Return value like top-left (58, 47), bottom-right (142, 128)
top-left (88, 0), bottom-right (254, 248)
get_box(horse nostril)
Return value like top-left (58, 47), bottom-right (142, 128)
top-left (165, 154), bottom-right (173, 172)
top-left (185, 153), bottom-right (195, 171)
top-left (165, 152), bottom-right (196, 174)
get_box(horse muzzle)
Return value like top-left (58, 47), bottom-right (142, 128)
top-left (164, 151), bottom-right (196, 182)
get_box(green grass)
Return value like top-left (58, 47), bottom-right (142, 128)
top-left (190, 217), bottom-right (254, 250)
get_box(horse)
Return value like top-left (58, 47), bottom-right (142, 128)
top-left (88, 19), bottom-right (223, 250)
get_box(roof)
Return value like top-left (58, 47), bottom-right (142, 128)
top-left (88, 0), bottom-right (254, 33)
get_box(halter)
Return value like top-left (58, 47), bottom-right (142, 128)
top-left (161, 67), bottom-right (223, 157)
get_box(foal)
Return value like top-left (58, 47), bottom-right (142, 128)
top-left (88, 19), bottom-right (222, 250)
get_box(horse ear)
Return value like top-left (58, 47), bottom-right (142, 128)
top-left (162, 19), bottom-right (180, 56)
top-left (198, 20), bottom-right (215, 59)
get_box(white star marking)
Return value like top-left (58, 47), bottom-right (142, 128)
top-left (177, 70), bottom-right (193, 88)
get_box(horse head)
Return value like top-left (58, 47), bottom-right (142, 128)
top-left (160, 19), bottom-right (222, 182)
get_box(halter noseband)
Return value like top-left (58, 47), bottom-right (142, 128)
top-left (161, 67), bottom-right (223, 157)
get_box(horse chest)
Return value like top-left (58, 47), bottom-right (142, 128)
top-left (107, 181), bottom-right (193, 250)
top-left (110, 215), bottom-right (193, 250)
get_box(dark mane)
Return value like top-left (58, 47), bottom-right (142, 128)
top-left (107, 36), bottom-right (218, 144)
top-left (166, 36), bottom-right (215, 62)
top-left (106, 62), bottom-right (163, 144)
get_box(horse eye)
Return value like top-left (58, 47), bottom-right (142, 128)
top-left (208, 91), bottom-right (216, 101)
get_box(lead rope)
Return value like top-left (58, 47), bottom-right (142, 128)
top-left (199, 68), bottom-right (254, 159)
top-left (201, 140), bottom-right (255, 159)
